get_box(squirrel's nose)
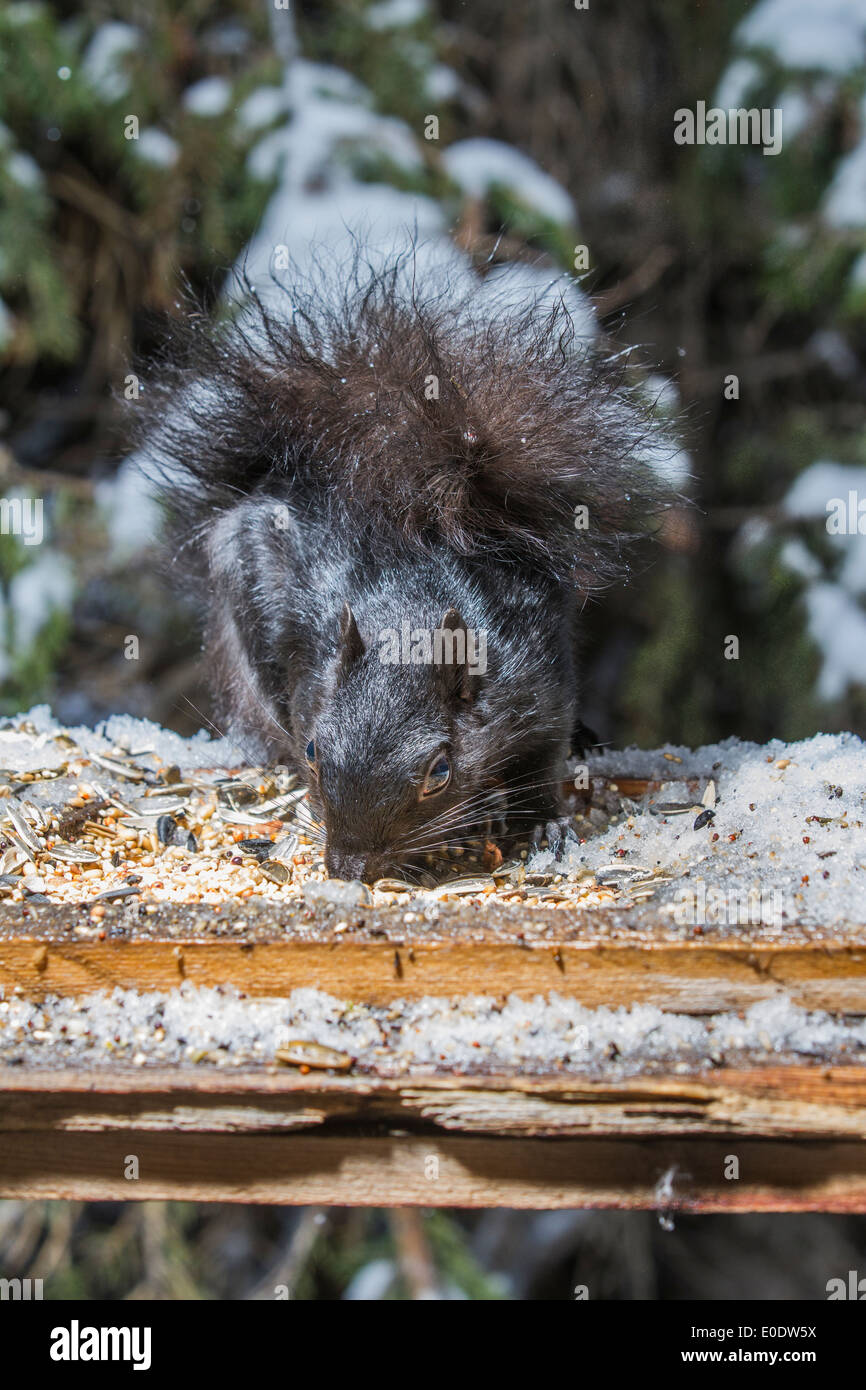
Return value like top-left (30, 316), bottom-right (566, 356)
top-left (325, 847), bottom-right (385, 884)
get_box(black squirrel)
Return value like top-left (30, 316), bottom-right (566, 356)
top-left (141, 255), bottom-right (669, 882)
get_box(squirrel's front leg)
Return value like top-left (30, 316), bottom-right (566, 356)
top-left (530, 813), bottom-right (580, 861)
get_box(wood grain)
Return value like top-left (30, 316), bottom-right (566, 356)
top-left (2, 1063), bottom-right (866, 1138)
top-left (2, 932), bottom-right (866, 1011)
top-left (4, 1130), bottom-right (866, 1210)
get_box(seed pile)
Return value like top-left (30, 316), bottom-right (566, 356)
top-left (0, 712), bottom-right (862, 928)
top-left (0, 717), bottom-right (664, 916)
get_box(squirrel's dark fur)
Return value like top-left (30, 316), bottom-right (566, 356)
top-left (141, 255), bottom-right (670, 881)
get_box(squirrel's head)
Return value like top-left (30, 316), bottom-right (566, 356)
top-left (305, 603), bottom-right (492, 884)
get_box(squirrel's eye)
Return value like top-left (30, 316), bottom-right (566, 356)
top-left (421, 753), bottom-right (451, 798)
top-left (305, 739), bottom-right (317, 768)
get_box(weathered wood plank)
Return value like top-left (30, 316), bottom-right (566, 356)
top-left (2, 1064), bottom-right (866, 1138)
top-left (2, 933), bottom-right (866, 1010)
top-left (3, 1130), bottom-right (866, 1210)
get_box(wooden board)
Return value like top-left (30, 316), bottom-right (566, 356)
top-left (3, 900), bottom-right (866, 1209)
top-left (2, 903), bottom-right (866, 1013)
top-left (3, 1065), bottom-right (866, 1209)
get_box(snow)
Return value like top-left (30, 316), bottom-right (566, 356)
top-left (777, 88), bottom-right (812, 142)
top-left (639, 439), bottom-right (692, 488)
top-left (237, 86), bottom-right (287, 132)
top-left (851, 250), bottom-right (866, 287)
top-left (132, 129), bottom-right (180, 169)
top-left (736, 0), bottom-right (866, 75)
top-left (81, 21), bottom-right (139, 101)
top-left (6, 152), bottom-right (42, 190)
top-left (426, 64), bottom-right (460, 101)
top-left (714, 57), bottom-right (762, 110)
top-left (808, 328), bottom-right (860, 379)
top-left (784, 460), bottom-right (866, 519)
top-left (344, 1261), bottom-right (398, 1300)
top-left (644, 374), bottom-right (680, 413)
top-left (531, 731), bottom-right (866, 929)
top-left (442, 138), bottom-right (576, 225)
top-left (800, 585), bottom-right (866, 700)
top-left (182, 76), bottom-right (232, 118)
top-left (94, 455), bottom-right (162, 558)
top-left (780, 537), bottom-right (821, 580)
top-left (8, 552), bottom-right (73, 652)
top-left (234, 54), bottom-right (591, 349)
top-left (780, 462), bottom-right (866, 698)
top-left (0, 706), bottom-right (244, 772)
top-left (468, 261), bottom-right (596, 341)
top-left (823, 95), bottom-right (866, 230)
top-left (238, 54), bottom-right (455, 290)
top-left (0, 296), bottom-right (13, 348)
top-left (3, 984), bottom-right (866, 1074)
top-left (248, 101), bottom-right (420, 185)
top-left (365, 0), bottom-right (428, 30)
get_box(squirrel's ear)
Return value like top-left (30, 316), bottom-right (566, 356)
top-left (437, 607), bottom-right (478, 704)
top-left (337, 602), bottom-right (365, 678)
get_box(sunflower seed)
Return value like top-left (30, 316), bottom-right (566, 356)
top-left (254, 788), bottom-right (307, 816)
top-left (237, 837), bottom-right (274, 861)
top-left (47, 844), bottom-right (101, 865)
top-left (427, 875), bottom-right (496, 897)
top-left (156, 814), bottom-right (179, 846)
top-left (219, 784), bottom-right (259, 809)
top-left (275, 1040), bottom-right (353, 1071)
top-left (130, 796), bottom-right (186, 817)
top-left (92, 885), bottom-right (142, 903)
top-left (218, 809), bottom-right (277, 827)
top-left (88, 752), bottom-right (148, 781)
top-left (270, 834), bottom-right (299, 864)
top-left (492, 860), bottom-right (523, 880)
top-left (19, 799), bottom-right (47, 829)
top-left (373, 878), bottom-right (413, 894)
top-left (259, 861), bottom-right (290, 885)
top-left (595, 863), bottom-right (652, 883)
top-left (4, 803), bottom-right (42, 854)
top-left (0, 846), bottom-right (27, 874)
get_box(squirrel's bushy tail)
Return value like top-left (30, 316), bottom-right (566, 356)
top-left (139, 251), bottom-right (678, 591)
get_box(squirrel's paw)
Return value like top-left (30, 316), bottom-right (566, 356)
top-left (530, 817), bottom-right (580, 861)
top-left (570, 721), bottom-right (600, 758)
